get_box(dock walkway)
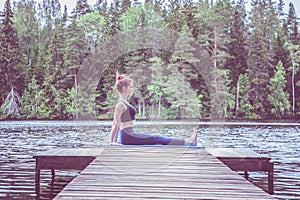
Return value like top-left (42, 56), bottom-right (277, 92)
top-left (45, 146), bottom-right (275, 199)
top-left (208, 148), bottom-right (274, 194)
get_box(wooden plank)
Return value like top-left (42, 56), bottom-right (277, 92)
top-left (54, 146), bottom-right (275, 200)
top-left (207, 148), bottom-right (270, 159)
top-left (206, 147), bottom-right (274, 194)
top-left (34, 148), bottom-right (105, 199)
top-left (34, 148), bottom-right (104, 157)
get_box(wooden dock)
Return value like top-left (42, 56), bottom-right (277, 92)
top-left (35, 146), bottom-right (276, 200)
top-left (33, 148), bottom-right (104, 199)
top-left (207, 148), bottom-right (274, 194)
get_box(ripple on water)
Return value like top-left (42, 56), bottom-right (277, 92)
top-left (0, 121), bottom-right (299, 199)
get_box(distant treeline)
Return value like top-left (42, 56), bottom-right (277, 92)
top-left (0, 0), bottom-right (299, 120)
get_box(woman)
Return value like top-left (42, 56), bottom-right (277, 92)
top-left (110, 73), bottom-right (197, 146)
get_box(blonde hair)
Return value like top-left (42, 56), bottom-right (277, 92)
top-left (115, 72), bottom-right (133, 93)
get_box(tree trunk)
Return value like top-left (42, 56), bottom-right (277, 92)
top-left (142, 98), bottom-right (145, 117)
top-left (157, 97), bottom-right (161, 118)
top-left (74, 69), bottom-right (78, 119)
top-left (235, 80), bottom-right (240, 118)
top-left (214, 23), bottom-right (217, 70)
top-left (138, 98), bottom-right (142, 116)
top-left (74, 69), bottom-right (78, 94)
top-left (292, 64), bottom-right (295, 115)
top-left (151, 102), bottom-right (155, 117)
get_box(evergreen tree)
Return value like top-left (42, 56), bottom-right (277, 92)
top-left (165, 0), bottom-right (184, 32)
top-left (107, 0), bottom-right (121, 36)
top-left (247, 0), bottom-right (280, 117)
top-left (20, 76), bottom-right (43, 119)
top-left (0, 0), bottom-right (23, 105)
top-left (120, 2), bottom-right (168, 117)
top-left (286, 2), bottom-right (298, 45)
top-left (225, 0), bottom-right (248, 117)
top-left (236, 73), bottom-right (255, 118)
top-left (1, 88), bottom-right (21, 119)
top-left (61, 5), bottom-right (68, 28)
top-left (286, 43), bottom-right (300, 116)
top-left (78, 11), bottom-right (107, 53)
top-left (147, 57), bottom-right (166, 118)
top-left (41, 31), bottom-right (68, 119)
top-left (120, 0), bottom-right (131, 14)
top-left (36, 0), bottom-right (62, 83)
top-left (273, 26), bottom-right (292, 110)
top-left (13, 0), bottom-right (39, 86)
top-left (267, 61), bottom-right (290, 118)
top-left (64, 18), bottom-right (89, 96)
top-left (285, 2), bottom-right (299, 116)
top-left (95, 0), bottom-right (108, 17)
top-left (73, 0), bottom-right (92, 19)
top-left (165, 56), bottom-right (202, 119)
top-left (277, 0), bottom-right (285, 22)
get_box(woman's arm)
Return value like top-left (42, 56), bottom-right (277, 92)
top-left (110, 123), bottom-right (119, 143)
top-left (110, 102), bottom-right (125, 143)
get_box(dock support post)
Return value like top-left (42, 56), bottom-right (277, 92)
top-left (35, 158), bottom-right (40, 200)
top-left (51, 169), bottom-right (55, 179)
top-left (268, 162), bottom-right (274, 195)
top-left (244, 171), bottom-right (249, 179)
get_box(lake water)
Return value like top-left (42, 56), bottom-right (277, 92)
top-left (0, 120), bottom-right (299, 200)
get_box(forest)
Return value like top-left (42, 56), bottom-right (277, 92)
top-left (0, 0), bottom-right (299, 120)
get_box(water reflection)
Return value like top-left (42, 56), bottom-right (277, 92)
top-left (0, 121), bottom-right (299, 199)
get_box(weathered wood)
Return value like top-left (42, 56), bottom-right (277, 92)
top-left (52, 146), bottom-right (275, 199)
top-left (207, 148), bottom-right (274, 194)
top-left (33, 148), bottom-right (104, 200)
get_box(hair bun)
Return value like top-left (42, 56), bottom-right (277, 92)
top-left (117, 75), bottom-right (124, 81)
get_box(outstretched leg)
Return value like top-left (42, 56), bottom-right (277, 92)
top-left (185, 128), bottom-right (197, 146)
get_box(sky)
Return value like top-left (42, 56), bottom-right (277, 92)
top-left (0, 0), bottom-right (299, 18)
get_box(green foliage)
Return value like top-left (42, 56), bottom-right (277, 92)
top-left (13, 0), bottom-right (39, 85)
top-left (78, 11), bottom-right (107, 51)
top-left (267, 61), bottom-right (290, 118)
top-left (0, 0), bottom-right (23, 105)
top-left (0, 0), bottom-right (299, 120)
top-left (237, 73), bottom-right (255, 118)
top-left (20, 76), bottom-right (43, 119)
top-left (247, 0), bottom-right (281, 117)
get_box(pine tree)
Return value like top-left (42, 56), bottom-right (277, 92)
top-left (107, 0), bottom-right (121, 36)
top-left (247, 0), bottom-right (280, 117)
top-left (41, 31), bottom-right (68, 119)
top-left (20, 76), bottom-right (43, 119)
top-left (95, 0), bottom-right (108, 17)
top-left (237, 73), bottom-right (255, 118)
top-left (278, 0), bottom-right (285, 22)
top-left (120, 0), bottom-right (131, 14)
top-left (36, 0), bottom-right (62, 84)
top-left (77, 11), bottom-right (107, 53)
top-left (64, 18), bottom-right (89, 96)
top-left (225, 0), bottom-right (248, 117)
top-left (286, 2), bottom-right (298, 45)
top-left (0, 0), bottom-right (23, 106)
top-left (1, 88), bottom-right (21, 119)
top-left (285, 2), bottom-right (300, 116)
top-left (73, 0), bottom-right (91, 19)
top-left (165, 0), bottom-right (184, 32)
top-left (165, 56), bottom-right (202, 119)
top-left (13, 0), bottom-right (40, 86)
top-left (267, 61), bottom-right (290, 118)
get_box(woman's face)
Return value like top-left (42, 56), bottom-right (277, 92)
top-left (125, 82), bottom-right (134, 96)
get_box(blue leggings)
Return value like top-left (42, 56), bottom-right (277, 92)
top-left (120, 127), bottom-right (185, 145)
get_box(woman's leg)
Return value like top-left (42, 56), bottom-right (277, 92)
top-left (120, 127), bottom-right (197, 146)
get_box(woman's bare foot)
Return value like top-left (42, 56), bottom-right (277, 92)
top-left (191, 128), bottom-right (198, 146)
top-left (185, 128), bottom-right (198, 146)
